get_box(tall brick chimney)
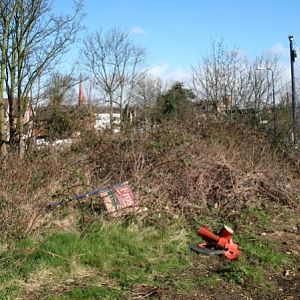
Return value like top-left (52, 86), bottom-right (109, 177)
top-left (78, 77), bottom-right (84, 106)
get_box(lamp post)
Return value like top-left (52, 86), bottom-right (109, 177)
top-left (289, 35), bottom-right (297, 144)
top-left (256, 67), bottom-right (277, 143)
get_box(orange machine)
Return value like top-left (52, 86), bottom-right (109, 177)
top-left (190, 224), bottom-right (240, 260)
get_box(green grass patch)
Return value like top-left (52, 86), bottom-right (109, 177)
top-left (0, 283), bottom-right (20, 300)
top-left (0, 222), bottom-right (192, 298)
top-left (239, 208), bottom-right (270, 229)
top-left (236, 232), bottom-right (290, 267)
top-left (49, 286), bottom-right (123, 300)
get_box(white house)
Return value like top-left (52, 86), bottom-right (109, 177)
top-left (94, 113), bottom-right (121, 132)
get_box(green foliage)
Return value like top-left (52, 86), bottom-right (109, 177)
top-left (237, 233), bottom-right (290, 267)
top-left (0, 115), bottom-right (299, 298)
top-left (36, 104), bottom-right (93, 140)
top-left (44, 106), bottom-right (73, 140)
top-left (155, 82), bottom-right (195, 121)
top-left (0, 285), bottom-right (20, 300)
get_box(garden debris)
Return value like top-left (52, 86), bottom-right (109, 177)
top-left (85, 122), bottom-right (299, 220)
top-left (127, 284), bottom-right (161, 299)
top-left (47, 182), bottom-right (141, 216)
top-left (283, 270), bottom-right (292, 277)
top-left (190, 224), bottom-right (240, 260)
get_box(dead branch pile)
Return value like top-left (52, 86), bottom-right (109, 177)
top-left (85, 120), bottom-right (299, 219)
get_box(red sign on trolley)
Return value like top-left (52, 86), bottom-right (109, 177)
top-left (101, 182), bottom-right (140, 215)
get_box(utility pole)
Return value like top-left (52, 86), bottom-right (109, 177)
top-left (270, 69), bottom-right (277, 143)
top-left (289, 34), bottom-right (297, 144)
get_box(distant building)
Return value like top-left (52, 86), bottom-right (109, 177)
top-left (76, 79), bottom-right (121, 131)
top-left (3, 98), bottom-right (34, 142)
top-left (94, 112), bottom-right (121, 131)
top-left (193, 95), bottom-right (233, 114)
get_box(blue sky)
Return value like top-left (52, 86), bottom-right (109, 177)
top-left (55, 0), bottom-right (300, 81)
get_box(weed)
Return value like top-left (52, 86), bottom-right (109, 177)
top-left (51, 286), bottom-right (123, 300)
top-left (218, 256), bottom-right (260, 285)
top-left (237, 232), bottom-right (290, 265)
top-left (239, 208), bottom-right (270, 229)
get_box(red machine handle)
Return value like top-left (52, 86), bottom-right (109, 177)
top-left (197, 226), bottom-right (220, 242)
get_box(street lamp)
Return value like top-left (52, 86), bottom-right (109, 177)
top-left (256, 67), bottom-right (277, 143)
top-left (289, 34), bottom-right (297, 144)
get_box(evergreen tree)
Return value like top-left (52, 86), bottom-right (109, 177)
top-left (156, 82), bottom-right (195, 121)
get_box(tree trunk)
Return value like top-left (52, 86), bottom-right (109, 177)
top-left (109, 93), bottom-right (113, 130)
top-left (0, 103), bottom-right (7, 156)
top-left (17, 95), bottom-right (26, 159)
top-left (0, 21), bottom-right (9, 157)
top-left (17, 89), bottom-right (26, 158)
top-left (8, 42), bottom-right (17, 152)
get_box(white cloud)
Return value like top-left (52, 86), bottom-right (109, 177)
top-left (171, 67), bottom-right (190, 82)
top-left (148, 63), bottom-right (190, 83)
top-left (148, 63), bottom-right (169, 78)
top-left (130, 26), bottom-right (146, 36)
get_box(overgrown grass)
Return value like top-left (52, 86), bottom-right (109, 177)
top-left (0, 210), bottom-right (295, 299)
top-left (0, 221), bottom-right (191, 299)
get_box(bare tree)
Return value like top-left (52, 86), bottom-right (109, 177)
top-left (43, 72), bottom-right (77, 107)
top-left (0, 0), bottom-right (18, 156)
top-left (132, 75), bottom-right (162, 126)
top-left (192, 40), bottom-right (281, 114)
top-left (192, 40), bottom-right (243, 107)
top-left (81, 28), bottom-right (145, 127)
top-left (1, 0), bottom-right (83, 157)
top-left (250, 52), bottom-right (281, 112)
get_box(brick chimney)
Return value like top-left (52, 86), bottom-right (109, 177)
top-left (78, 77), bottom-right (84, 106)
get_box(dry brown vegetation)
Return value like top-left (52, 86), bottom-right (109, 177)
top-left (85, 117), bottom-right (300, 218)
top-left (1, 116), bottom-right (299, 240)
